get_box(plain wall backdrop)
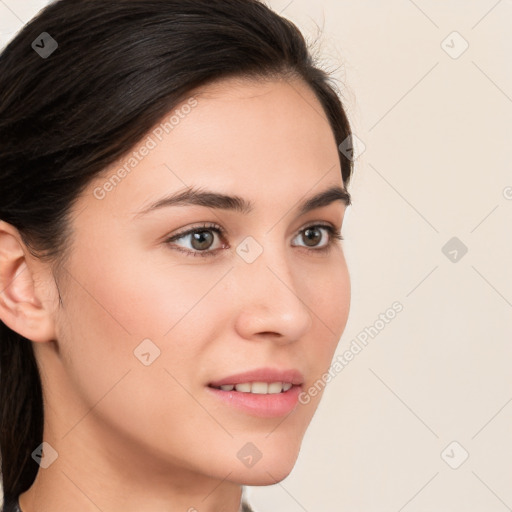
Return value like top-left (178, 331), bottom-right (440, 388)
top-left (1, 1), bottom-right (511, 511)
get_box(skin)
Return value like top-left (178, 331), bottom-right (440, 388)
top-left (0, 76), bottom-right (351, 512)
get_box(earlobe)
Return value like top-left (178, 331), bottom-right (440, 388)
top-left (0, 221), bottom-right (57, 343)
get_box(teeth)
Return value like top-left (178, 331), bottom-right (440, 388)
top-left (215, 382), bottom-right (293, 394)
top-left (268, 382), bottom-right (283, 394)
top-left (251, 382), bottom-right (268, 394)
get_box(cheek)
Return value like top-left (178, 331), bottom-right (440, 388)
top-left (303, 254), bottom-right (351, 377)
top-left (63, 240), bottom-right (217, 339)
top-left (326, 256), bottom-right (351, 329)
top-left (310, 252), bottom-right (351, 335)
top-left (55, 254), bottom-right (237, 464)
top-left (57, 245), bottom-right (231, 393)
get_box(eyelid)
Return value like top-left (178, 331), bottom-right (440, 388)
top-left (164, 221), bottom-right (343, 257)
top-left (165, 222), bottom-right (226, 243)
top-left (167, 220), bottom-right (341, 239)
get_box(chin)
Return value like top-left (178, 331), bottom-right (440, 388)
top-left (230, 463), bottom-right (296, 486)
top-left (226, 441), bottom-right (302, 486)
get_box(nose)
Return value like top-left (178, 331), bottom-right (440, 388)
top-left (233, 240), bottom-right (313, 345)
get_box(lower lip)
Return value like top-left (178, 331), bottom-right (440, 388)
top-left (206, 385), bottom-right (302, 418)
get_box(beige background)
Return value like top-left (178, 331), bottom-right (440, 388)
top-left (1, 1), bottom-right (511, 511)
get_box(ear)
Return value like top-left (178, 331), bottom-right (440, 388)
top-left (0, 220), bottom-right (57, 343)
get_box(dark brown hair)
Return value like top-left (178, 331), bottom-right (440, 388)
top-left (0, 0), bottom-right (353, 505)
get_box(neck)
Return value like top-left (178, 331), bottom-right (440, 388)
top-left (19, 475), bottom-right (244, 512)
top-left (18, 422), bottom-right (244, 512)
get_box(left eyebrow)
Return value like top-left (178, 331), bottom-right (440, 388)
top-left (133, 184), bottom-right (351, 219)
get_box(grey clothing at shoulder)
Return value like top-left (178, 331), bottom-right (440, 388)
top-left (242, 499), bottom-right (256, 512)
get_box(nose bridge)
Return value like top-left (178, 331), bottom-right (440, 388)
top-left (233, 232), bottom-right (313, 340)
top-left (237, 229), bottom-right (294, 292)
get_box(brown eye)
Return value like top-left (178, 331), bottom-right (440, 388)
top-left (293, 225), bottom-right (337, 250)
top-left (302, 226), bottom-right (323, 247)
top-left (164, 223), bottom-right (225, 258)
top-left (189, 230), bottom-right (215, 251)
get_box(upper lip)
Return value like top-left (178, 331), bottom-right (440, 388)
top-left (209, 367), bottom-right (304, 387)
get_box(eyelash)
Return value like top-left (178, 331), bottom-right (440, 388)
top-left (164, 222), bottom-right (344, 258)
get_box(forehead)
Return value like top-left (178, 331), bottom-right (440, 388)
top-left (85, 76), bottom-right (343, 217)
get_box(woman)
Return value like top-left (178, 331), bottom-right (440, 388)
top-left (0, 1), bottom-right (354, 511)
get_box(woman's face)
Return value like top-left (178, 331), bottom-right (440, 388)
top-left (41, 76), bottom-right (351, 487)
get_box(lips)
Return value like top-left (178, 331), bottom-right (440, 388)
top-left (206, 367), bottom-right (304, 417)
